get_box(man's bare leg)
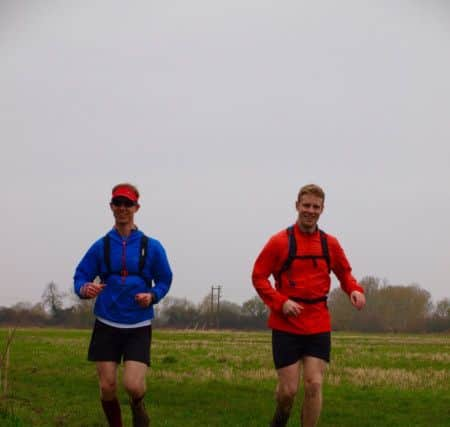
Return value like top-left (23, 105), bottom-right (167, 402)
top-left (271, 361), bottom-right (301, 427)
top-left (96, 362), bottom-right (123, 427)
top-left (300, 356), bottom-right (327, 427)
top-left (123, 361), bottom-right (150, 427)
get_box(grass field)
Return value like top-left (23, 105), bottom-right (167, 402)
top-left (0, 328), bottom-right (449, 426)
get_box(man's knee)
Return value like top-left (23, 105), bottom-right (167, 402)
top-left (276, 382), bottom-right (298, 405)
top-left (304, 381), bottom-right (322, 399)
top-left (123, 377), bottom-right (146, 397)
top-left (99, 378), bottom-right (117, 397)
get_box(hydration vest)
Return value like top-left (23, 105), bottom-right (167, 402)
top-left (101, 234), bottom-right (152, 287)
top-left (276, 225), bottom-right (330, 304)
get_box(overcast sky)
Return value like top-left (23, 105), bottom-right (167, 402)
top-left (1, 1), bottom-right (449, 309)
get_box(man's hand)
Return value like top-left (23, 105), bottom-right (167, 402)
top-left (282, 299), bottom-right (303, 317)
top-left (135, 292), bottom-right (153, 308)
top-left (81, 283), bottom-right (105, 299)
top-left (350, 290), bottom-right (366, 310)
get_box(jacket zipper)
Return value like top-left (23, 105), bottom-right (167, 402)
top-left (121, 240), bottom-right (128, 283)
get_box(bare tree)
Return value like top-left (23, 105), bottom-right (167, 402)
top-left (41, 281), bottom-right (64, 318)
top-left (242, 295), bottom-right (268, 319)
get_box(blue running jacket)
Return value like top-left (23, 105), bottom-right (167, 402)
top-left (74, 228), bottom-right (172, 324)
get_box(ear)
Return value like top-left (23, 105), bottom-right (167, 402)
top-left (135, 204), bottom-right (140, 212)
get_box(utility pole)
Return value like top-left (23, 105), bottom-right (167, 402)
top-left (216, 285), bottom-right (221, 329)
top-left (211, 285), bottom-right (222, 329)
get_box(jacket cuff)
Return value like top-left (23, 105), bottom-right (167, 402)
top-left (150, 291), bottom-right (158, 304)
top-left (273, 295), bottom-right (289, 312)
top-left (348, 284), bottom-right (364, 296)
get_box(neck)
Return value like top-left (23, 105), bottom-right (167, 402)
top-left (296, 222), bottom-right (317, 234)
top-left (114, 223), bottom-right (135, 238)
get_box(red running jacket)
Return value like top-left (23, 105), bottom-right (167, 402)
top-left (251, 225), bottom-right (363, 334)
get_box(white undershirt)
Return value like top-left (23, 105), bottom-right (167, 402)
top-left (97, 317), bottom-right (152, 329)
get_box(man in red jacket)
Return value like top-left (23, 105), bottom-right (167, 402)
top-left (252, 184), bottom-right (365, 427)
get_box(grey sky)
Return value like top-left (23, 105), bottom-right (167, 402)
top-left (1, 1), bottom-right (449, 308)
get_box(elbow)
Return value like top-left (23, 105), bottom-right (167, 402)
top-left (251, 270), bottom-right (262, 285)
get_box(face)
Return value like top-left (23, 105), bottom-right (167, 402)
top-left (296, 194), bottom-right (324, 233)
top-left (110, 197), bottom-right (139, 226)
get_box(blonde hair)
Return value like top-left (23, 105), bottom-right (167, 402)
top-left (297, 184), bottom-right (325, 203)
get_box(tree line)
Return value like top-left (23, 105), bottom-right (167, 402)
top-left (0, 277), bottom-right (448, 332)
top-left (329, 276), bottom-right (450, 333)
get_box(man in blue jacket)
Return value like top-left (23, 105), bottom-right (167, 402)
top-left (74, 183), bottom-right (173, 427)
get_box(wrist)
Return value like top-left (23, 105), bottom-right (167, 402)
top-left (80, 284), bottom-right (89, 298)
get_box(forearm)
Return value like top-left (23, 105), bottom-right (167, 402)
top-left (331, 239), bottom-right (364, 296)
top-left (252, 237), bottom-right (288, 312)
top-left (73, 244), bottom-right (101, 298)
top-left (337, 270), bottom-right (364, 296)
top-left (150, 277), bottom-right (171, 303)
top-left (252, 274), bottom-right (288, 312)
top-left (150, 246), bottom-right (173, 304)
top-left (74, 272), bottom-right (92, 298)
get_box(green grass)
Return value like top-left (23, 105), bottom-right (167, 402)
top-left (0, 328), bottom-right (449, 426)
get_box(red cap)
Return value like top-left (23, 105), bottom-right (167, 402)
top-left (112, 185), bottom-right (139, 202)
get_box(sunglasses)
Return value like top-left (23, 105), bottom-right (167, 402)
top-left (111, 197), bottom-right (137, 208)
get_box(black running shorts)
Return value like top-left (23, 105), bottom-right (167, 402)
top-left (88, 319), bottom-right (152, 366)
top-left (272, 329), bottom-right (331, 369)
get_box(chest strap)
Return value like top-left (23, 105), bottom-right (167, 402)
top-left (290, 296), bottom-right (328, 304)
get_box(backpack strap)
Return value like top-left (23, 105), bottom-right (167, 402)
top-left (276, 226), bottom-right (296, 278)
top-left (139, 234), bottom-right (153, 288)
top-left (103, 235), bottom-right (111, 275)
top-left (287, 225), bottom-right (297, 265)
top-left (139, 234), bottom-right (149, 273)
top-left (319, 229), bottom-right (331, 273)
